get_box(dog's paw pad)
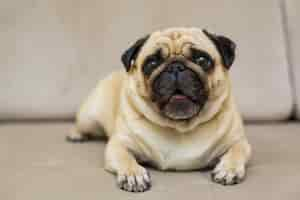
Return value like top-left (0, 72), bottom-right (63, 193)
top-left (211, 162), bottom-right (245, 185)
top-left (117, 168), bottom-right (151, 192)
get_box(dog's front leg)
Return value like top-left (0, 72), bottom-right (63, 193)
top-left (211, 137), bottom-right (252, 185)
top-left (104, 136), bottom-right (151, 192)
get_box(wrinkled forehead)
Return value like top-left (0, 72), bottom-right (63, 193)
top-left (138, 28), bottom-right (220, 63)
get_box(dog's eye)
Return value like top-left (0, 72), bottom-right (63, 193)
top-left (191, 49), bottom-right (214, 72)
top-left (142, 51), bottom-right (163, 76)
top-left (143, 58), bottom-right (159, 76)
top-left (195, 56), bottom-right (213, 71)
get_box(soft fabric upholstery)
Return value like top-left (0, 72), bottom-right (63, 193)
top-left (284, 0), bottom-right (300, 119)
top-left (2, 122), bottom-right (300, 199)
top-left (0, 0), bottom-right (293, 120)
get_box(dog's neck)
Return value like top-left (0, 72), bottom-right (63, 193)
top-left (123, 76), bottom-right (232, 133)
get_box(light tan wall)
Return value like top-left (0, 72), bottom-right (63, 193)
top-left (284, 0), bottom-right (300, 119)
top-left (0, 0), bottom-right (293, 120)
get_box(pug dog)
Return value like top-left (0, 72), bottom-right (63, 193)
top-left (67, 27), bottom-right (252, 192)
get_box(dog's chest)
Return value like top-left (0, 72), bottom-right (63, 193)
top-left (150, 139), bottom-right (212, 170)
top-left (129, 122), bottom-right (233, 170)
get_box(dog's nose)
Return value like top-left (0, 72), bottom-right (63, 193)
top-left (167, 62), bottom-right (186, 74)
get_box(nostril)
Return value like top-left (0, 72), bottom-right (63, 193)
top-left (168, 62), bottom-right (186, 73)
top-left (176, 65), bottom-right (185, 71)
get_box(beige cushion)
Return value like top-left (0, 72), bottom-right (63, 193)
top-left (0, 0), bottom-right (293, 120)
top-left (284, 0), bottom-right (300, 119)
top-left (2, 122), bottom-right (300, 199)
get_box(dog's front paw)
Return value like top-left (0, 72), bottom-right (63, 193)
top-left (117, 166), bottom-right (151, 192)
top-left (211, 159), bottom-right (246, 185)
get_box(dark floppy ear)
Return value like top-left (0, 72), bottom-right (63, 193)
top-left (121, 34), bottom-right (150, 72)
top-left (203, 29), bottom-right (236, 69)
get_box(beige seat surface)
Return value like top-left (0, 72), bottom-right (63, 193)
top-left (0, 0), bottom-right (293, 121)
top-left (2, 122), bottom-right (300, 199)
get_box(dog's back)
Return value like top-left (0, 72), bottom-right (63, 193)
top-left (73, 70), bottom-right (125, 139)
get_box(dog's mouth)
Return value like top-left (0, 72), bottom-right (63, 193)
top-left (151, 63), bottom-right (208, 121)
top-left (161, 91), bottom-right (201, 120)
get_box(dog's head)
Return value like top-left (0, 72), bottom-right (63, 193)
top-left (121, 28), bottom-right (236, 121)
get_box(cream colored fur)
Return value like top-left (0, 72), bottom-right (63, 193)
top-left (68, 27), bottom-right (251, 192)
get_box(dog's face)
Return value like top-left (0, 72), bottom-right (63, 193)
top-left (122, 28), bottom-right (236, 121)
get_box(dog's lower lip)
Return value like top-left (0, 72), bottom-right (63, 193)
top-left (172, 94), bottom-right (188, 101)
